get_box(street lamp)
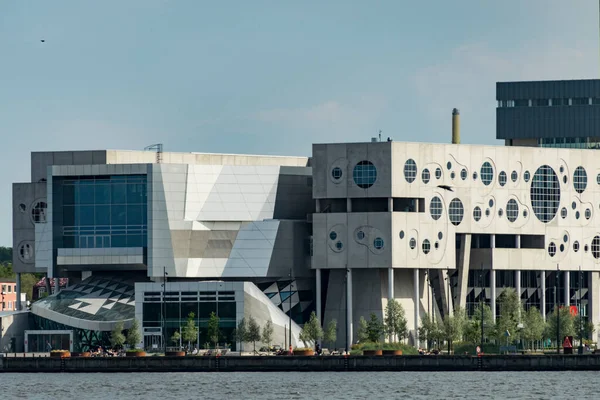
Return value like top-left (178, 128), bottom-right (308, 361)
top-left (578, 266), bottom-right (583, 354)
top-left (555, 264), bottom-right (560, 355)
top-left (479, 265), bottom-right (484, 352)
top-left (161, 267), bottom-right (168, 352)
top-left (288, 267), bottom-right (293, 354)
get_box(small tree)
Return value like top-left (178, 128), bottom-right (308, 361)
top-left (299, 311), bottom-right (323, 349)
top-left (418, 313), bottom-right (437, 349)
top-left (357, 316), bottom-right (369, 343)
top-left (495, 288), bottom-right (522, 343)
top-left (366, 313), bottom-right (384, 343)
top-left (181, 312), bottom-right (199, 350)
top-left (110, 321), bottom-right (125, 350)
top-left (384, 299), bottom-right (408, 342)
top-left (235, 318), bottom-right (248, 352)
top-left (126, 319), bottom-right (141, 349)
top-left (545, 307), bottom-right (576, 345)
top-left (171, 330), bottom-right (181, 347)
top-left (207, 312), bottom-right (220, 349)
top-left (262, 320), bottom-right (274, 348)
top-left (441, 308), bottom-right (465, 353)
top-left (522, 307), bottom-right (545, 349)
top-left (323, 319), bottom-right (337, 348)
top-left (246, 315), bottom-right (262, 352)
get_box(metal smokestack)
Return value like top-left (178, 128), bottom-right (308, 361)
top-left (452, 108), bottom-right (460, 144)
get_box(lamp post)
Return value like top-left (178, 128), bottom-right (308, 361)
top-left (345, 268), bottom-right (349, 355)
top-left (480, 266), bottom-right (484, 352)
top-left (288, 267), bottom-right (293, 354)
top-left (162, 267), bottom-right (168, 352)
top-left (0, 291), bottom-right (5, 351)
top-left (579, 266), bottom-right (583, 354)
top-left (556, 264), bottom-right (560, 355)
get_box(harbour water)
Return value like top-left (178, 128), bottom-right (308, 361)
top-left (0, 371), bottom-right (596, 399)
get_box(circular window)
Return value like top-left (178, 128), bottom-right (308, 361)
top-left (523, 210), bottom-right (528, 218)
top-left (447, 162), bottom-right (452, 170)
top-left (430, 197), bottom-right (443, 220)
top-left (422, 169), bottom-right (431, 184)
top-left (511, 171), bottom-right (518, 182)
top-left (354, 161), bottom-right (377, 188)
top-left (480, 162), bottom-right (494, 186)
top-left (498, 208), bottom-right (504, 217)
top-left (31, 201), bottom-right (47, 223)
top-left (507, 199), bottom-right (519, 222)
top-left (473, 206), bottom-right (482, 221)
top-left (489, 199), bottom-right (494, 208)
top-left (530, 165), bottom-right (560, 223)
top-left (524, 171), bottom-right (530, 182)
top-left (435, 167), bottom-right (442, 179)
top-left (422, 239), bottom-right (431, 254)
top-left (585, 244), bottom-right (590, 253)
top-left (473, 171), bottom-right (478, 181)
top-left (592, 236), bottom-right (600, 259)
top-left (586, 208), bottom-right (592, 220)
top-left (434, 241), bottom-right (439, 249)
top-left (572, 201), bottom-right (577, 210)
top-left (461, 169), bottom-right (467, 180)
top-left (561, 207), bottom-right (568, 219)
top-left (563, 234), bottom-right (568, 243)
top-left (560, 244), bottom-right (565, 252)
top-left (329, 231), bottom-right (337, 240)
top-left (450, 172), bottom-right (455, 180)
top-left (403, 159), bottom-right (417, 183)
top-left (335, 241), bottom-right (343, 250)
top-left (597, 173), bottom-right (600, 185)
top-left (331, 167), bottom-right (343, 181)
top-left (18, 203), bottom-right (26, 213)
top-left (438, 232), bottom-right (443, 240)
top-left (399, 230), bottom-right (405, 239)
top-left (548, 242), bottom-right (556, 257)
top-left (574, 241), bottom-right (580, 252)
top-left (374, 237), bottom-right (384, 250)
top-left (18, 242), bottom-right (33, 262)
top-left (573, 166), bottom-right (588, 194)
top-left (560, 166), bottom-right (564, 173)
top-left (448, 198), bottom-right (464, 226)
top-left (409, 238), bottom-right (417, 249)
top-left (499, 171), bottom-right (507, 187)
top-left (576, 211), bottom-right (581, 219)
top-left (357, 231), bottom-right (365, 240)
top-left (563, 175), bottom-right (568, 184)
top-left (485, 208), bottom-right (490, 217)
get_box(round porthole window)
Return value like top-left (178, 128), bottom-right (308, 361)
top-left (498, 208), bottom-right (504, 218)
top-left (511, 171), bottom-right (518, 182)
top-left (448, 198), bottom-right (464, 226)
top-left (576, 211), bottom-right (580, 220)
top-left (473, 206), bottom-right (482, 221)
top-left (329, 231), bottom-right (337, 240)
top-left (561, 207), bottom-right (567, 219)
top-left (409, 238), bottom-right (416, 249)
top-left (574, 241), bottom-right (580, 252)
top-left (403, 159), bottom-right (417, 183)
top-left (572, 201), bottom-right (577, 210)
top-left (585, 208), bottom-right (592, 220)
top-left (523, 210), bottom-right (528, 218)
top-left (18, 203), bottom-right (26, 213)
top-left (374, 237), bottom-right (384, 250)
top-left (524, 171), bottom-right (530, 182)
top-left (461, 169), bottom-right (467, 180)
top-left (18, 242), bottom-right (33, 262)
top-left (473, 171), bottom-right (478, 181)
top-left (506, 199), bottom-right (518, 222)
top-left (422, 239), bottom-right (431, 254)
top-left (435, 167), bottom-right (442, 179)
top-left (499, 171), bottom-right (507, 187)
top-left (485, 208), bottom-right (490, 217)
top-left (548, 242), bottom-right (556, 257)
top-left (489, 199), bottom-right (494, 208)
top-left (31, 201), bottom-right (47, 223)
top-left (399, 230), bottom-right (405, 239)
top-left (450, 172), bottom-right (455, 180)
top-left (331, 167), bottom-right (343, 181)
top-left (447, 161), bottom-right (452, 170)
top-left (593, 236), bottom-right (600, 259)
top-left (573, 166), bottom-right (588, 194)
top-left (438, 232), bottom-right (443, 240)
top-left (354, 161), bottom-right (378, 188)
top-left (597, 173), bottom-right (600, 185)
top-left (530, 165), bottom-right (560, 223)
top-left (560, 166), bottom-right (564, 173)
top-left (563, 234), bottom-right (568, 243)
top-left (356, 231), bottom-right (365, 240)
top-left (560, 244), bottom-right (565, 252)
top-left (422, 169), bottom-right (430, 184)
top-left (430, 197), bottom-right (443, 220)
top-left (434, 242), bottom-right (439, 249)
top-left (335, 241), bottom-right (343, 250)
top-left (480, 162), bottom-right (494, 186)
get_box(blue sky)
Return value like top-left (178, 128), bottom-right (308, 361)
top-left (1, 0), bottom-right (599, 246)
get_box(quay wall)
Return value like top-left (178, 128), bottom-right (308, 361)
top-left (3, 355), bottom-right (600, 372)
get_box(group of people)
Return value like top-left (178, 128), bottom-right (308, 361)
top-left (89, 345), bottom-right (124, 357)
top-left (418, 348), bottom-right (440, 355)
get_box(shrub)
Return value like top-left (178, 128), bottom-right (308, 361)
top-left (126, 348), bottom-right (145, 353)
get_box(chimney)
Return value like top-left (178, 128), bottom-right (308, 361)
top-left (452, 108), bottom-right (460, 144)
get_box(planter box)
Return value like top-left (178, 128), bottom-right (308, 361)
top-left (382, 350), bottom-right (403, 356)
top-left (71, 352), bottom-right (91, 358)
top-left (126, 351), bottom-right (147, 357)
top-left (166, 351), bottom-right (186, 357)
top-left (50, 351), bottom-right (71, 358)
top-left (293, 349), bottom-right (314, 356)
top-left (363, 350), bottom-right (383, 356)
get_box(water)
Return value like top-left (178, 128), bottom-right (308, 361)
top-left (0, 371), bottom-right (596, 399)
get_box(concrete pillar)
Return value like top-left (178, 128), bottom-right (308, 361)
top-left (388, 197), bottom-right (393, 212)
top-left (346, 269), bottom-right (353, 349)
top-left (347, 198), bottom-right (352, 212)
top-left (315, 200), bottom-right (321, 213)
top-left (564, 271), bottom-right (570, 307)
top-left (491, 234), bottom-right (496, 249)
top-left (541, 271), bottom-right (546, 321)
top-left (316, 269), bottom-right (322, 323)
top-left (388, 268), bottom-right (394, 299)
top-left (82, 271), bottom-right (92, 280)
top-left (516, 235), bottom-right (521, 249)
top-left (515, 270), bottom-right (521, 321)
top-left (413, 268), bottom-right (420, 347)
top-left (437, 270), bottom-right (452, 317)
top-left (16, 273), bottom-right (22, 311)
top-left (54, 273), bottom-right (60, 294)
top-left (589, 272), bottom-right (600, 342)
top-left (414, 199), bottom-right (419, 213)
top-left (491, 270), bottom-right (497, 321)
top-left (456, 234), bottom-right (471, 310)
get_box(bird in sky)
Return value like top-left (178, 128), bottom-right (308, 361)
top-left (40, 39), bottom-right (45, 43)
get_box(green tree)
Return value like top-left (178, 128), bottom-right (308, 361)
top-left (495, 288), bottom-right (522, 342)
top-left (584, 320), bottom-right (596, 340)
top-left (262, 320), bottom-right (274, 347)
top-left (323, 319), bottom-right (337, 348)
top-left (366, 313), bottom-right (384, 343)
top-left (109, 321), bottom-right (125, 350)
top-left (357, 316), bottom-right (369, 343)
top-left (545, 307), bottom-right (576, 345)
top-left (442, 308), bottom-right (465, 353)
top-left (207, 312), bottom-right (220, 349)
top-left (299, 311), bottom-right (323, 349)
top-left (171, 330), bottom-right (181, 347)
top-left (181, 312), bottom-right (199, 350)
top-left (463, 304), bottom-right (494, 344)
top-left (21, 273), bottom-right (40, 302)
top-left (384, 299), bottom-right (408, 342)
top-left (522, 307), bottom-right (545, 349)
top-left (126, 319), bottom-right (141, 349)
top-left (246, 315), bottom-right (262, 352)
top-left (418, 313), bottom-right (437, 348)
top-left (234, 318), bottom-right (248, 352)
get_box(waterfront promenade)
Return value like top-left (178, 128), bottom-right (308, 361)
top-left (3, 354), bottom-right (600, 372)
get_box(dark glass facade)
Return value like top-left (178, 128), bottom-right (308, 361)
top-left (54, 175), bottom-right (147, 248)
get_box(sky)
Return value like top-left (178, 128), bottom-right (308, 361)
top-left (1, 0), bottom-right (599, 246)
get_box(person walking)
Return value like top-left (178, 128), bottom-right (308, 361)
top-left (46, 341), bottom-right (52, 352)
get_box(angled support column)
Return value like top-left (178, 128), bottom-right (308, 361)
top-left (413, 268), bottom-right (419, 347)
top-left (316, 269), bottom-right (322, 323)
top-left (456, 234), bottom-right (471, 310)
top-left (491, 270), bottom-right (497, 322)
top-left (541, 271), bottom-right (546, 321)
top-left (16, 273), bottom-right (22, 311)
top-left (516, 270), bottom-right (521, 321)
top-left (564, 271), bottom-right (570, 307)
top-left (346, 269), bottom-right (353, 350)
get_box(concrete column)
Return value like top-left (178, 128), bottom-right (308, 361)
top-left (589, 272), bottom-right (600, 342)
top-left (54, 273), bottom-right (60, 294)
top-left (346, 269), bottom-right (353, 349)
top-left (388, 197), bottom-right (393, 212)
top-left (564, 271), bottom-right (570, 307)
top-left (346, 198), bottom-right (352, 212)
top-left (491, 270), bottom-right (497, 321)
top-left (316, 269), bottom-right (322, 323)
top-left (388, 268), bottom-right (394, 299)
top-left (515, 270), bottom-right (521, 321)
top-left (315, 200), bottom-right (321, 213)
top-left (82, 271), bottom-right (92, 280)
top-left (16, 273), bottom-right (22, 311)
top-left (491, 234), bottom-right (496, 249)
top-left (541, 271), bottom-right (546, 321)
top-left (516, 235), bottom-right (521, 249)
top-left (413, 268), bottom-right (419, 347)
top-left (414, 199), bottom-right (419, 213)
top-left (456, 234), bottom-right (471, 310)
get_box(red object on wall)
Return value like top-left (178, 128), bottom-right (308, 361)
top-left (569, 306), bottom-right (578, 316)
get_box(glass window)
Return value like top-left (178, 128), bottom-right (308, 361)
top-left (111, 183), bottom-right (127, 204)
top-left (448, 198), bottom-right (464, 226)
top-left (403, 159), bottom-right (417, 183)
top-left (331, 167), bottom-right (343, 181)
top-left (111, 235), bottom-right (127, 248)
top-left (573, 166), bottom-right (587, 194)
top-left (514, 99), bottom-right (528, 107)
top-left (79, 205), bottom-right (94, 226)
top-left (353, 161), bottom-right (377, 188)
top-left (511, 171), bottom-right (518, 182)
top-left (524, 171), bottom-right (530, 182)
top-left (8, 285), bottom-right (11, 293)
top-left (127, 234), bottom-right (143, 247)
top-left (551, 98), bottom-right (563, 106)
top-left (572, 97), bottom-right (589, 105)
top-left (532, 99), bottom-right (549, 107)
top-left (461, 169), bottom-right (467, 180)
top-left (127, 182), bottom-right (146, 204)
top-left (329, 231), bottom-right (337, 241)
top-left (548, 242), bottom-right (556, 257)
top-left (218, 302), bottom-right (236, 318)
top-left (506, 199), bottom-right (519, 222)
top-left (373, 237), bottom-right (384, 250)
top-left (63, 205), bottom-right (76, 226)
top-left (592, 236), bottom-right (600, 259)
top-left (498, 171), bottom-right (507, 187)
top-left (409, 238), bottom-right (416, 249)
top-left (63, 184), bottom-right (75, 205)
top-left (94, 184), bottom-right (110, 204)
top-left (430, 197), bottom-right (443, 220)
top-left (111, 204), bottom-right (127, 225)
top-left (357, 231), bottom-right (365, 240)
top-left (435, 167), bottom-right (442, 179)
top-left (422, 239), bottom-right (431, 254)
top-left (473, 206), bottom-right (482, 221)
top-left (127, 204), bottom-right (144, 225)
top-left (95, 205), bottom-right (110, 225)
top-left (480, 162), bottom-right (493, 186)
top-left (422, 169), bottom-right (430, 184)
top-left (530, 165), bottom-right (560, 223)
